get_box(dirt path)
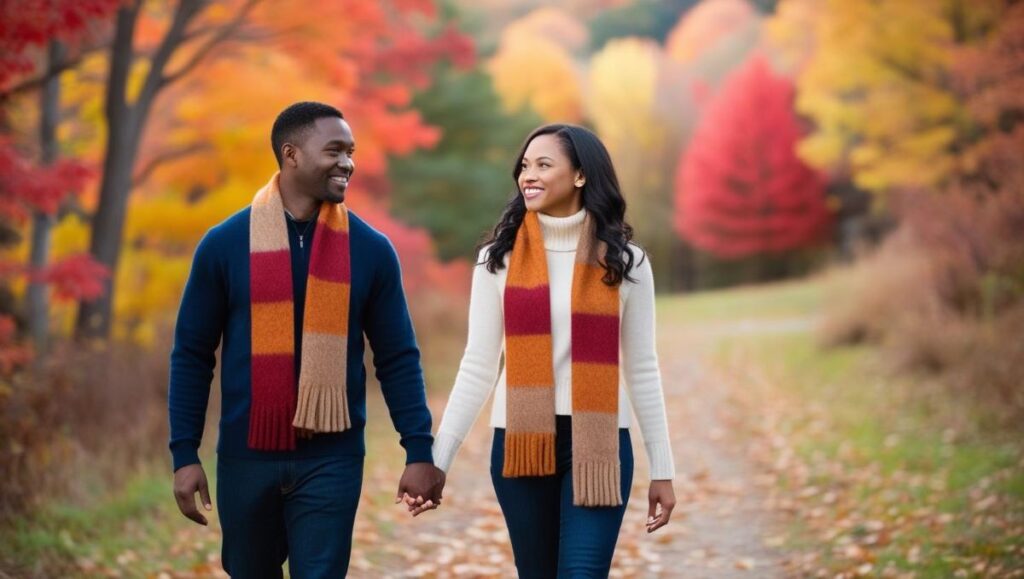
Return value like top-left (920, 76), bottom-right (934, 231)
top-left (353, 320), bottom-right (797, 578)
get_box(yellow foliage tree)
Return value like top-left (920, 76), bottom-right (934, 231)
top-left (762, 0), bottom-right (821, 75)
top-left (488, 8), bottom-right (585, 122)
top-left (588, 38), bottom-right (693, 289)
top-left (792, 0), bottom-right (1003, 194)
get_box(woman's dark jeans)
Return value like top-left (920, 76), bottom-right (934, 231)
top-left (491, 415), bottom-right (633, 578)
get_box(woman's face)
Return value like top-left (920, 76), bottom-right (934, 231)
top-left (517, 134), bottom-right (584, 217)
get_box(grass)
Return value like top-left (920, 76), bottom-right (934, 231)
top-left (657, 276), bottom-right (824, 323)
top-left (659, 275), bottom-right (1024, 576)
top-left (1, 460), bottom-right (222, 577)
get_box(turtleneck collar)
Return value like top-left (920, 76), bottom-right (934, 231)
top-left (536, 208), bottom-right (586, 252)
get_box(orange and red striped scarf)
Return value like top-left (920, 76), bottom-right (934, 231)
top-left (248, 173), bottom-right (351, 451)
top-left (503, 210), bottom-right (622, 506)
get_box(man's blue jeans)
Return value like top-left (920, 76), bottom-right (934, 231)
top-left (491, 416), bottom-right (634, 578)
top-left (216, 454), bottom-right (364, 578)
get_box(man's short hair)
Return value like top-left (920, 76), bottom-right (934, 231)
top-left (270, 101), bottom-right (344, 167)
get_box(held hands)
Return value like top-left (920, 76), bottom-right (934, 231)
top-left (173, 464), bottom-right (213, 526)
top-left (647, 480), bottom-right (676, 533)
top-left (395, 462), bottom-right (446, 517)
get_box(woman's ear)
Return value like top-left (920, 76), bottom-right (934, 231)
top-left (575, 172), bottom-right (586, 188)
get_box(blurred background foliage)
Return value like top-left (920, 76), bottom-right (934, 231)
top-left (1, 0), bottom-right (1021, 575)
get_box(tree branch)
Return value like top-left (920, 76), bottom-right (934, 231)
top-left (160, 0), bottom-right (262, 89)
top-left (134, 0), bottom-right (205, 113)
top-left (132, 142), bottom-right (213, 188)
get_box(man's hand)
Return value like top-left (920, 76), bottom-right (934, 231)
top-left (395, 462), bottom-right (445, 517)
top-left (173, 463), bottom-right (212, 526)
top-left (646, 480), bottom-right (676, 533)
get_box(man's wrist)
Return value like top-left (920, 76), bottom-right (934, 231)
top-left (170, 442), bottom-right (201, 472)
top-left (402, 437), bottom-right (434, 465)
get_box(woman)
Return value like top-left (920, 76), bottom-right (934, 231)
top-left (431, 124), bottom-right (676, 577)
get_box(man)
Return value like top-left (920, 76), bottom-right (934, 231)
top-left (169, 101), bottom-right (444, 578)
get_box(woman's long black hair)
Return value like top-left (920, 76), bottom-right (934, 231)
top-left (479, 123), bottom-right (639, 286)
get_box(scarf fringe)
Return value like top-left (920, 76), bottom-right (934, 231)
top-left (502, 432), bottom-right (556, 477)
top-left (293, 382), bottom-right (351, 432)
top-left (572, 460), bottom-right (622, 507)
top-left (248, 398), bottom-right (297, 451)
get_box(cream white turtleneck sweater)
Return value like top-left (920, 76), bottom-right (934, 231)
top-left (432, 209), bottom-right (675, 480)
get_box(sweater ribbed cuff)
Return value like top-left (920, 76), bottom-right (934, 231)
top-left (402, 435), bottom-right (435, 465)
top-left (645, 440), bottom-right (676, 480)
top-left (432, 431), bottom-right (464, 474)
top-left (170, 440), bottom-right (201, 472)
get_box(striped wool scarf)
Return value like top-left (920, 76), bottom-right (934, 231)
top-left (248, 173), bottom-right (351, 451)
top-left (503, 210), bottom-right (622, 506)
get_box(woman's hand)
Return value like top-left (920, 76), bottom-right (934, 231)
top-left (646, 480), bottom-right (676, 533)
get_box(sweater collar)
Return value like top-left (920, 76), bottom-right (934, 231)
top-left (537, 208), bottom-right (586, 251)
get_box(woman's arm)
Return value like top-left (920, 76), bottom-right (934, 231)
top-left (432, 249), bottom-right (506, 473)
top-left (622, 253), bottom-right (677, 531)
top-left (621, 253), bottom-right (675, 480)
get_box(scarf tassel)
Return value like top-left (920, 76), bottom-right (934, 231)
top-left (293, 382), bottom-right (351, 432)
top-left (248, 397), bottom-right (297, 451)
top-left (502, 432), bottom-right (556, 477)
top-left (573, 460), bottom-right (622, 507)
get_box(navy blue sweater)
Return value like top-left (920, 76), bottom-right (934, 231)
top-left (168, 205), bottom-right (434, 471)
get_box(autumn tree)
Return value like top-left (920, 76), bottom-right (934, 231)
top-left (665, 0), bottom-right (758, 65)
top-left (0, 0), bottom-right (119, 352)
top-left (674, 54), bottom-right (830, 265)
top-left (73, 0), bottom-right (264, 339)
top-left (488, 7), bottom-right (585, 123)
top-left (52, 0), bottom-right (474, 342)
top-left (793, 0), bottom-right (1003, 194)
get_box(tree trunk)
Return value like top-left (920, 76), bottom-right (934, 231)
top-left (75, 0), bottom-right (250, 339)
top-left (27, 40), bottom-right (64, 353)
top-left (74, 5), bottom-right (139, 339)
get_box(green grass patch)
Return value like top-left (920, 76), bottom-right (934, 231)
top-left (2, 461), bottom-right (221, 577)
top-left (658, 276), bottom-right (824, 323)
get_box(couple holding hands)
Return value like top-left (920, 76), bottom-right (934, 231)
top-left (169, 101), bottom-right (675, 578)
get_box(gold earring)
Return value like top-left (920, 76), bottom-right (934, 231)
top-left (575, 180), bottom-right (585, 187)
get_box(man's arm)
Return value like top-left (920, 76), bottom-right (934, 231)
top-left (363, 238), bottom-right (444, 507)
top-left (168, 231), bottom-right (227, 525)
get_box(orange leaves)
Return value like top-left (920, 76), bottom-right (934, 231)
top-left (100, 0), bottom-right (476, 341)
top-left (488, 7), bottom-right (585, 122)
top-left (665, 0), bottom-right (759, 66)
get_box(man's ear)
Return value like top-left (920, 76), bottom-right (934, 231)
top-left (282, 143), bottom-right (299, 169)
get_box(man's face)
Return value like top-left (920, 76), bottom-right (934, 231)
top-left (290, 117), bottom-right (355, 204)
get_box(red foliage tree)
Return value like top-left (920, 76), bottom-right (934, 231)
top-left (0, 0), bottom-right (117, 360)
top-left (674, 53), bottom-right (831, 259)
top-left (0, 0), bottom-right (121, 90)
